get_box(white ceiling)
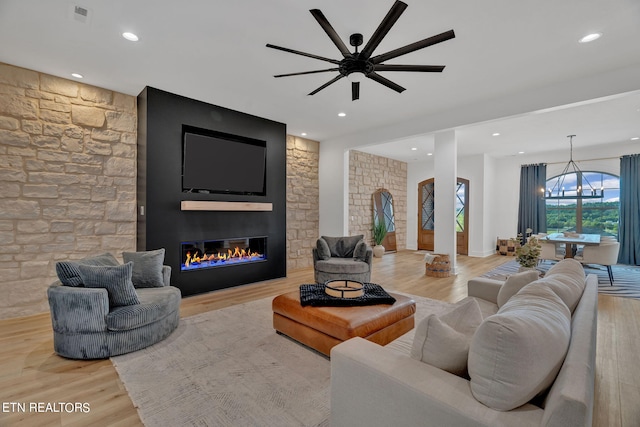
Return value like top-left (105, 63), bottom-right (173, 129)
top-left (360, 91), bottom-right (640, 162)
top-left (1, 0), bottom-right (639, 162)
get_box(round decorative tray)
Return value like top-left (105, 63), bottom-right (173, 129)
top-left (324, 279), bottom-right (364, 299)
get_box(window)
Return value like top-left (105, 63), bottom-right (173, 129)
top-left (545, 171), bottom-right (619, 236)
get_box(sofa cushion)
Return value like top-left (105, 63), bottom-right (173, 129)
top-left (107, 286), bottom-right (181, 331)
top-left (123, 248), bottom-right (166, 288)
top-left (473, 297), bottom-right (500, 319)
top-left (55, 252), bottom-right (120, 287)
top-left (78, 262), bottom-right (141, 308)
top-left (353, 239), bottom-right (368, 262)
top-left (322, 235), bottom-right (364, 258)
top-left (496, 269), bottom-right (539, 307)
top-left (316, 238), bottom-right (331, 260)
top-left (468, 283), bottom-right (571, 411)
top-left (315, 258), bottom-right (370, 274)
top-left (535, 276), bottom-right (584, 314)
top-left (546, 258), bottom-right (585, 278)
top-left (542, 258), bottom-right (586, 312)
top-left (411, 298), bottom-right (482, 376)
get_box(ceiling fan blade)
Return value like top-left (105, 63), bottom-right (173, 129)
top-left (309, 9), bottom-right (351, 57)
top-left (360, 0), bottom-right (408, 60)
top-left (308, 75), bottom-right (345, 96)
top-left (266, 44), bottom-right (340, 65)
top-left (374, 64), bottom-right (445, 72)
top-left (352, 81), bottom-right (360, 101)
top-left (274, 68), bottom-right (339, 78)
top-left (371, 29), bottom-right (455, 64)
top-left (367, 72), bottom-right (405, 93)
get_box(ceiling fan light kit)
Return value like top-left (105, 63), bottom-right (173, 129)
top-left (266, 0), bottom-right (455, 101)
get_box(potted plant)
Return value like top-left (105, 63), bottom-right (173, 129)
top-left (372, 222), bottom-right (387, 258)
top-left (511, 230), bottom-right (541, 270)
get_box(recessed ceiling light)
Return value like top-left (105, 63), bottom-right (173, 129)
top-left (338, 112), bottom-right (346, 117)
top-left (411, 147), bottom-right (417, 151)
top-left (427, 153), bottom-right (433, 156)
top-left (301, 132), bottom-right (307, 136)
top-left (71, 73), bottom-right (83, 79)
top-left (518, 151), bottom-right (525, 154)
top-left (122, 32), bottom-right (139, 42)
top-left (579, 33), bottom-right (602, 43)
top-left (631, 137), bottom-right (640, 141)
top-left (492, 132), bottom-right (500, 136)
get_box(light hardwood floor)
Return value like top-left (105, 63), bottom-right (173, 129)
top-left (1, 252), bottom-right (638, 426)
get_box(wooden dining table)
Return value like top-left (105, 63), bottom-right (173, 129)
top-left (542, 233), bottom-right (601, 258)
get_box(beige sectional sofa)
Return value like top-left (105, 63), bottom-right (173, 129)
top-left (330, 259), bottom-right (598, 427)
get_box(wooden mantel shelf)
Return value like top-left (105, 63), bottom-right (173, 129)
top-left (180, 201), bottom-right (273, 212)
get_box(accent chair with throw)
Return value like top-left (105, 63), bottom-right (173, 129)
top-left (47, 249), bottom-right (181, 359)
top-left (312, 235), bottom-right (373, 284)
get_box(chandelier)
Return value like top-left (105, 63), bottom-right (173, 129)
top-left (543, 135), bottom-right (604, 200)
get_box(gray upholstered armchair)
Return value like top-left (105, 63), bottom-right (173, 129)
top-left (312, 235), bottom-right (373, 284)
top-left (48, 252), bottom-right (181, 360)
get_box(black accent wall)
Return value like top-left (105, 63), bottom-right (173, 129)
top-left (137, 87), bottom-right (287, 296)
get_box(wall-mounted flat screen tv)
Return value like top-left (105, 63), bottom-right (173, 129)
top-left (182, 126), bottom-right (267, 196)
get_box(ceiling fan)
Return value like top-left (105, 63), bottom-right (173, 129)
top-left (266, 0), bottom-right (455, 101)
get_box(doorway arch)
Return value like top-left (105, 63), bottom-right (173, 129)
top-left (373, 188), bottom-right (397, 252)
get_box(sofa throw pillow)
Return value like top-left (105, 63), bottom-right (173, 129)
top-left (410, 298), bottom-right (482, 376)
top-left (321, 235), bottom-right (364, 258)
top-left (353, 239), bottom-right (368, 262)
top-left (122, 248), bottom-right (166, 288)
top-left (55, 252), bottom-right (120, 287)
top-left (468, 283), bottom-right (571, 411)
top-left (78, 262), bottom-right (140, 307)
top-left (546, 258), bottom-right (585, 279)
top-left (496, 269), bottom-right (540, 307)
top-left (539, 276), bottom-right (585, 313)
top-left (316, 238), bottom-right (331, 260)
top-left (543, 259), bottom-right (586, 313)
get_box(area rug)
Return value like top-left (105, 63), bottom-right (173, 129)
top-left (111, 293), bottom-right (453, 427)
top-left (483, 260), bottom-right (640, 299)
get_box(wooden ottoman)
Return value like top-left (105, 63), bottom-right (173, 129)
top-left (272, 290), bottom-right (416, 357)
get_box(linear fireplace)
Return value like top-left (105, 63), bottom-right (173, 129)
top-left (181, 237), bottom-right (267, 272)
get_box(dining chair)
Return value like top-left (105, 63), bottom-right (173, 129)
top-left (538, 240), bottom-right (565, 264)
top-left (575, 236), bottom-right (616, 258)
top-left (574, 241), bottom-right (620, 285)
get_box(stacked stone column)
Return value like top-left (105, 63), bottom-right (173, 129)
top-left (286, 136), bottom-right (320, 270)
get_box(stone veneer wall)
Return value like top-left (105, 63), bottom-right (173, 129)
top-left (0, 63), bottom-right (320, 319)
top-left (0, 63), bottom-right (137, 320)
top-left (286, 135), bottom-right (320, 270)
top-left (349, 150), bottom-right (407, 249)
